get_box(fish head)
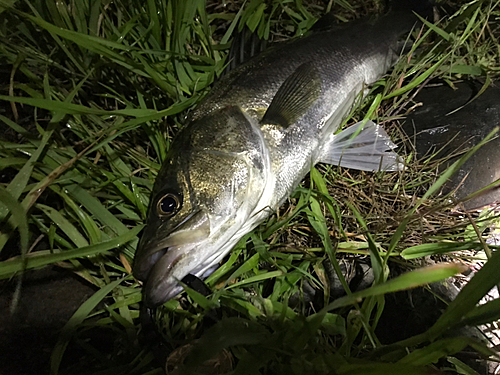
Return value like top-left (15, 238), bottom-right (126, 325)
top-left (133, 165), bottom-right (211, 305)
top-left (134, 106), bottom-right (269, 307)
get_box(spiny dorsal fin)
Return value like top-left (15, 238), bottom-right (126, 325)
top-left (221, 26), bottom-right (268, 77)
top-left (261, 63), bottom-right (321, 128)
top-left (310, 12), bottom-right (342, 32)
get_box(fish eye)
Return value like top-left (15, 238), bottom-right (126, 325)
top-left (157, 193), bottom-right (181, 217)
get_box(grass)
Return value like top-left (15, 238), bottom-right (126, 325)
top-left (0, 0), bottom-right (500, 374)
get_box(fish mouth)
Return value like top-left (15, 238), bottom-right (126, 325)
top-left (143, 242), bottom-right (219, 306)
top-left (143, 246), bottom-right (192, 306)
top-left (134, 210), bottom-right (212, 307)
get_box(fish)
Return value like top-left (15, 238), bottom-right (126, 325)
top-left (134, 6), bottom-right (425, 307)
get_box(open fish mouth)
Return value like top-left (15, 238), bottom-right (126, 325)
top-left (143, 242), bottom-right (220, 306)
top-left (143, 245), bottom-right (192, 306)
top-left (134, 211), bottom-right (212, 306)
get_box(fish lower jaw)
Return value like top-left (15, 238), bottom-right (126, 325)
top-left (145, 282), bottom-right (184, 306)
top-left (144, 209), bottom-right (274, 306)
top-left (144, 257), bottom-right (220, 306)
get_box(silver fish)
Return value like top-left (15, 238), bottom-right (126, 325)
top-left (134, 10), bottom-right (418, 306)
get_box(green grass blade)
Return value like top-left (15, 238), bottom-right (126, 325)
top-left (383, 54), bottom-right (449, 100)
top-left (36, 203), bottom-right (89, 248)
top-left (50, 276), bottom-right (130, 375)
top-left (0, 225), bottom-right (143, 278)
top-left (0, 127), bottom-right (53, 220)
top-left (461, 297), bottom-right (500, 327)
top-left (336, 363), bottom-right (431, 375)
top-left (323, 263), bottom-right (467, 311)
top-left (227, 270), bottom-right (283, 290)
top-left (398, 337), bottom-right (476, 366)
top-left (0, 95), bottom-right (156, 117)
top-left (425, 249), bottom-right (500, 340)
top-left (401, 241), bottom-right (484, 259)
top-left (0, 186), bottom-right (29, 256)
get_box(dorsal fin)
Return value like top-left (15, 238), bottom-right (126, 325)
top-left (221, 26), bottom-right (268, 77)
top-left (310, 12), bottom-right (342, 32)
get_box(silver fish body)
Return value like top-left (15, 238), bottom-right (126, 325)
top-left (134, 11), bottom-right (416, 306)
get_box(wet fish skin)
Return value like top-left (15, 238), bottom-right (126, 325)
top-left (134, 10), bottom-right (418, 307)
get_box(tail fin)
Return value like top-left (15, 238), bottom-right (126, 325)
top-left (318, 120), bottom-right (404, 172)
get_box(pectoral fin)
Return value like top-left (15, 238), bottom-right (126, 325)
top-left (261, 63), bottom-right (321, 128)
top-left (318, 120), bottom-right (404, 171)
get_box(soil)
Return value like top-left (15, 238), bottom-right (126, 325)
top-left (0, 267), bottom-right (96, 375)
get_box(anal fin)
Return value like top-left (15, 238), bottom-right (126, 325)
top-left (319, 120), bottom-right (404, 172)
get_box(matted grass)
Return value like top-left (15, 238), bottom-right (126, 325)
top-left (1, 0), bottom-right (500, 374)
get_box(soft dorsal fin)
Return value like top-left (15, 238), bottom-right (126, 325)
top-left (261, 63), bottom-right (321, 128)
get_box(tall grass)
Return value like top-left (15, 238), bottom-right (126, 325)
top-left (0, 0), bottom-right (499, 374)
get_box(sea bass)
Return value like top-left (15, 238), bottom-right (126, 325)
top-left (134, 8), bottom-right (420, 307)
